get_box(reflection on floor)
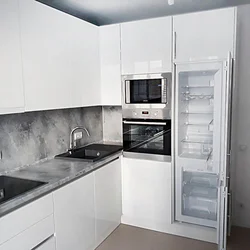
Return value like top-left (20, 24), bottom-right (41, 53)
top-left (227, 226), bottom-right (250, 250)
top-left (96, 224), bottom-right (217, 250)
top-left (96, 224), bottom-right (250, 250)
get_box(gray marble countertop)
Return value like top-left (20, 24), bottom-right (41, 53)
top-left (0, 150), bottom-right (122, 218)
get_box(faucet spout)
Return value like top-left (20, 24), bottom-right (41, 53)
top-left (69, 126), bottom-right (90, 151)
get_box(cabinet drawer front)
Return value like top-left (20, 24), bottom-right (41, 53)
top-left (0, 194), bottom-right (53, 245)
top-left (35, 236), bottom-right (56, 250)
top-left (0, 214), bottom-right (54, 250)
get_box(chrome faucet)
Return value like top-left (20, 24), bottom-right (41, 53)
top-left (69, 126), bottom-right (90, 152)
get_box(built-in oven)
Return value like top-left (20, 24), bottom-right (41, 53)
top-left (122, 73), bottom-right (172, 120)
top-left (123, 119), bottom-right (171, 162)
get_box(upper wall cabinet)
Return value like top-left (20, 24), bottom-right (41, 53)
top-left (173, 8), bottom-right (236, 62)
top-left (100, 24), bottom-right (122, 106)
top-left (0, 0), bottom-right (25, 114)
top-left (19, 0), bottom-right (100, 112)
top-left (121, 17), bottom-right (172, 75)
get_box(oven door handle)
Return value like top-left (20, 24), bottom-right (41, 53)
top-left (123, 121), bottom-right (167, 126)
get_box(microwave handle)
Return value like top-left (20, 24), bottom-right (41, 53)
top-left (125, 80), bottom-right (130, 104)
top-left (162, 79), bottom-right (167, 104)
top-left (123, 121), bottom-right (167, 126)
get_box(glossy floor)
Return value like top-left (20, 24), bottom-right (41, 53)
top-left (96, 224), bottom-right (250, 250)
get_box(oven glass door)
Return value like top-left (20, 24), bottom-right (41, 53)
top-left (123, 120), bottom-right (171, 155)
top-left (127, 79), bottom-right (163, 104)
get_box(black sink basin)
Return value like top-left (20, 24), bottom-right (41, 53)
top-left (56, 144), bottom-right (122, 162)
top-left (0, 176), bottom-right (47, 205)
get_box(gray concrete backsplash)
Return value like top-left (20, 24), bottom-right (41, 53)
top-left (102, 106), bottom-right (122, 143)
top-left (0, 107), bottom-right (103, 173)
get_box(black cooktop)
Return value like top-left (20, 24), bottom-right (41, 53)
top-left (0, 176), bottom-right (47, 205)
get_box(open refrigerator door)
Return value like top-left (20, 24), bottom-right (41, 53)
top-left (175, 56), bottom-right (232, 231)
top-left (217, 53), bottom-right (233, 250)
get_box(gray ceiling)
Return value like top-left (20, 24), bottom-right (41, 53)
top-left (37, 0), bottom-right (250, 26)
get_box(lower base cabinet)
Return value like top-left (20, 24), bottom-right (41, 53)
top-left (122, 158), bottom-right (172, 232)
top-left (94, 158), bottom-right (122, 247)
top-left (0, 195), bottom-right (54, 250)
top-left (53, 157), bottom-right (122, 250)
top-left (53, 173), bottom-right (96, 250)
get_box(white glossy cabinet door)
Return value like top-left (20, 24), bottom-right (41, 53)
top-left (95, 158), bottom-right (122, 247)
top-left (0, 0), bottom-right (24, 114)
top-left (53, 173), bottom-right (95, 250)
top-left (122, 157), bottom-right (171, 232)
top-left (19, 0), bottom-right (100, 111)
top-left (121, 17), bottom-right (172, 74)
top-left (174, 8), bottom-right (235, 61)
top-left (100, 24), bottom-right (122, 105)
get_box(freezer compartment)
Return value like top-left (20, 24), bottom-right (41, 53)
top-left (182, 196), bottom-right (217, 221)
top-left (183, 171), bottom-right (219, 188)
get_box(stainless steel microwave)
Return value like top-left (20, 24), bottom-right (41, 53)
top-left (122, 73), bottom-right (172, 120)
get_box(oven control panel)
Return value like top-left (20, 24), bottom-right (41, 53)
top-left (124, 109), bottom-right (171, 120)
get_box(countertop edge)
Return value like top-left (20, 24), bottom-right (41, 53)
top-left (0, 150), bottom-right (122, 218)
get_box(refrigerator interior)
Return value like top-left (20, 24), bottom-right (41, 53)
top-left (175, 63), bottom-right (224, 228)
top-left (178, 70), bottom-right (215, 164)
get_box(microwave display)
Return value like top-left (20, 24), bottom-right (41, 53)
top-left (127, 79), bottom-right (165, 104)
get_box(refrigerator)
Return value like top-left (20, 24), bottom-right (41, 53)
top-left (174, 53), bottom-right (233, 250)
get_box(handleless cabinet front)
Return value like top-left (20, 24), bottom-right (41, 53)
top-left (94, 158), bottom-right (122, 247)
top-left (0, 0), bottom-right (24, 114)
top-left (53, 173), bottom-right (95, 250)
top-left (173, 7), bottom-right (236, 62)
top-left (121, 17), bottom-right (172, 75)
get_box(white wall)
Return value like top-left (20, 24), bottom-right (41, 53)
top-left (232, 4), bottom-right (250, 228)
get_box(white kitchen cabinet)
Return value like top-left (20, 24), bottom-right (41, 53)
top-left (53, 173), bottom-right (95, 250)
top-left (35, 237), bottom-right (56, 250)
top-left (0, 194), bottom-right (54, 250)
top-left (94, 157), bottom-right (122, 247)
top-left (121, 17), bottom-right (172, 75)
top-left (19, 0), bottom-right (100, 112)
top-left (122, 157), bottom-right (172, 232)
top-left (0, 0), bottom-right (25, 114)
top-left (100, 24), bottom-right (122, 105)
top-left (173, 7), bottom-right (236, 62)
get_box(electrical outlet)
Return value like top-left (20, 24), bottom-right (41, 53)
top-left (74, 132), bottom-right (83, 140)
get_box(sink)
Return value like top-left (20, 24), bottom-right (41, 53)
top-left (55, 143), bottom-right (123, 162)
top-left (0, 176), bottom-right (47, 205)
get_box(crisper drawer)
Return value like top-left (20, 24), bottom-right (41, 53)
top-left (182, 196), bottom-right (217, 221)
top-left (0, 194), bottom-right (54, 246)
top-left (183, 171), bottom-right (219, 188)
top-left (182, 171), bottom-right (219, 222)
top-left (0, 214), bottom-right (54, 250)
top-left (183, 185), bottom-right (218, 200)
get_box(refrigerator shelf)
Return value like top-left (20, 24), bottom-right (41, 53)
top-left (181, 111), bottom-right (213, 114)
top-left (181, 85), bottom-right (214, 89)
top-left (181, 139), bottom-right (213, 145)
top-left (180, 152), bottom-right (209, 160)
top-left (182, 95), bottom-right (214, 101)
